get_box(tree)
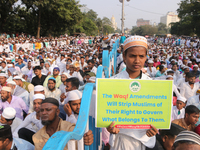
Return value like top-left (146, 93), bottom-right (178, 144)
top-left (131, 25), bottom-right (158, 36)
top-left (0, 0), bottom-right (18, 32)
top-left (85, 9), bottom-right (98, 22)
top-left (170, 0), bottom-right (200, 36)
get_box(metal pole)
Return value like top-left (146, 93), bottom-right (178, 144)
top-left (121, 0), bottom-right (124, 33)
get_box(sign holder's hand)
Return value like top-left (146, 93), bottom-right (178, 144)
top-left (146, 125), bottom-right (158, 137)
top-left (107, 121), bottom-right (120, 134)
top-left (84, 130), bottom-right (94, 145)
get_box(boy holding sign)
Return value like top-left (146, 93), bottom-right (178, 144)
top-left (107, 36), bottom-right (158, 150)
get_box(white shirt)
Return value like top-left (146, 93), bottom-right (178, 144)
top-left (13, 111), bottom-right (43, 138)
top-left (91, 66), bottom-right (97, 75)
top-left (146, 67), bottom-right (157, 78)
top-left (44, 87), bottom-right (61, 101)
top-left (180, 82), bottom-right (199, 100)
top-left (171, 106), bottom-right (185, 121)
top-left (109, 70), bottom-right (155, 149)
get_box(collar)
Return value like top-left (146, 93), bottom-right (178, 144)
top-left (123, 70), bottom-right (143, 79)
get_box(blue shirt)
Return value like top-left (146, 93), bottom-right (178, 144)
top-left (15, 63), bottom-right (25, 69)
top-left (120, 36), bottom-right (126, 44)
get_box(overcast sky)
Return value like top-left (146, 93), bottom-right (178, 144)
top-left (79, 0), bottom-right (181, 29)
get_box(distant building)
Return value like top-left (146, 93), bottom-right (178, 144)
top-left (111, 15), bottom-right (117, 30)
top-left (136, 18), bottom-right (150, 27)
top-left (160, 12), bottom-right (180, 27)
top-left (80, 5), bottom-right (90, 13)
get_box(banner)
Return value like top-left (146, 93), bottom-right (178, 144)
top-left (96, 79), bottom-right (173, 129)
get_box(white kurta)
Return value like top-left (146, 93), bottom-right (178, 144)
top-left (180, 82), bottom-right (199, 100)
top-left (109, 70), bottom-right (155, 150)
top-left (171, 106), bottom-right (185, 121)
top-left (146, 67), bottom-right (157, 78)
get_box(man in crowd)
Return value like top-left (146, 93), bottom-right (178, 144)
top-left (0, 86), bottom-right (28, 120)
top-left (172, 105), bottom-right (199, 131)
top-left (31, 66), bottom-right (47, 86)
top-left (32, 98), bottom-right (93, 150)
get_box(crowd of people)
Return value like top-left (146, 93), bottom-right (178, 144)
top-left (0, 32), bottom-right (200, 150)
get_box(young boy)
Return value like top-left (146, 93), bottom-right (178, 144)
top-left (172, 96), bottom-right (186, 121)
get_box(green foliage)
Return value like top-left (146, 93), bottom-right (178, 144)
top-left (0, 0), bottom-right (18, 32)
top-left (131, 25), bottom-right (158, 36)
top-left (170, 0), bottom-right (200, 36)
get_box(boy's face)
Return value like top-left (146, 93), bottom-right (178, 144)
top-left (176, 100), bottom-right (185, 110)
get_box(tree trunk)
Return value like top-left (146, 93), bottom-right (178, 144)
top-left (37, 8), bottom-right (41, 38)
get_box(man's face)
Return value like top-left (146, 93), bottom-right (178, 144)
top-left (33, 99), bottom-right (43, 113)
top-left (53, 69), bottom-right (59, 76)
top-left (188, 77), bottom-right (196, 84)
top-left (173, 143), bottom-right (200, 150)
top-left (184, 68), bottom-right (190, 74)
top-left (172, 65), bottom-right (177, 71)
top-left (176, 100), bottom-right (185, 110)
top-left (80, 58), bottom-right (84, 63)
top-left (1, 91), bottom-right (9, 102)
top-left (88, 62), bottom-right (93, 69)
top-left (69, 99), bottom-right (81, 114)
top-left (28, 62), bottom-right (32, 68)
top-left (65, 82), bottom-right (73, 92)
top-left (1, 63), bottom-right (6, 68)
top-left (48, 80), bottom-right (56, 91)
top-left (193, 67), bottom-right (198, 72)
top-left (148, 63), bottom-right (153, 67)
top-left (61, 74), bottom-right (67, 83)
top-left (13, 79), bottom-right (20, 86)
top-left (34, 69), bottom-right (41, 76)
top-left (40, 103), bottom-right (59, 126)
top-left (18, 59), bottom-right (22, 64)
top-left (187, 113), bottom-right (199, 125)
top-left (45, 63), bottom-right (50, 69)
top-left (123, 47), bottom-right (147, 73)
top-left (0, 77), bottom-right (6, 85)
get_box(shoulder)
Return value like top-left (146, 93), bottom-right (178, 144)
top-left (60, 120), bottom-right (75, 132)
top-left (172, 119), bottom-right (181, 124)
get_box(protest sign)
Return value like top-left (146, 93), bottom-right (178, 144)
top-left (96, 79), bottom-right (173, 129)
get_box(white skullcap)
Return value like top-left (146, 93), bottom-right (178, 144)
top-left (166, 75), bottom-right (173, 79)
top-left (7, 64), bottom-right (13, 67)
top-left (184, 66), bottom-right (189, 69)
top-left (33, 94), bottom-right (45, 101)
top-left (2, 107), bottom-right (16, 119)
top-left (62, 72), bottom-right (70, 78)
top-left (188, 61), bottom-right (192, 63)
top-left (34, 85), bottom-right (44, 92)
top-left (65, 90), bottom-right (82, 103)
top-left (177, 96), bottom-right (187, 103)
top-left (13, 76), bottom-right (22, 80)
top-left (89, 76), bottom-right (96, 82)
top-left (2, 86), bottom-right (12, 92)
top-left (0, 73), bottom-right (7, 77)
top-left (7, 80), bottom-right (16, 85)
top-left (148, 59), bottom-right (154, 63)
top-left (6, 58), bottom-right (11, 60)
top-left (193, 65), bottom-right (198, 68)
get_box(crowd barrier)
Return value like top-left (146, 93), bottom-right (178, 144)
top-left (43, 39), bottom-right (119, 150)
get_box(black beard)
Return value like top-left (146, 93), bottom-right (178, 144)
top-left (48, 87), bottom-right (55, 91)
top-left (41, 112), bottom-right (57, 126)
top-left (1, 95), bottom-right (9, 102)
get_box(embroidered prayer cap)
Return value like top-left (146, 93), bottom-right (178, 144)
top-left (65, 90), bottom-right (82, 103)
top-left (174, 130), bottom-right (200, 145)
top-left (34, 85), bottom-right (44, 92)
top-left (2, 107), bottom-right (16, 119)
top-left (41, 97), bottom-right (59, 107)
top-left (2, 86), bottom-right (12, 92)
top-left (7, 80), bottom-right (16, 86)
top-left (62, 72), bottom-right (70, 78)
top-left (177, 96), bottom-right (187, 103)
top-left (123, 35), bottom-right (148, 52)
top-left (103, 37), bottom-right (111, 43)
top-left (33, 94), bottom-right (45, 101)
top-left (0, 125), bottom-right (12, 139)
